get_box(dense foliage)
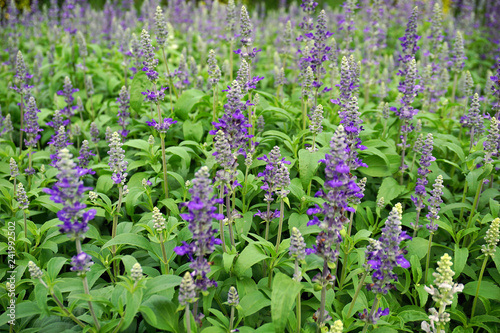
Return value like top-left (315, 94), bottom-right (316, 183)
top-left (1, 0), bottom-right (500, 332)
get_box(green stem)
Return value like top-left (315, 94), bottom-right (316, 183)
top-left (229, 41), bottom-right (234, 82)
top-left (413, 205), bottom-right (422, 238)
top-left (226, 193), bottom-right (235, 248)
top-left (346, 269), bottom-right (369, 318)
top-left (458, 181), bottom-right (468, 225)
top-left (160, 133), bottom-right (169, 200)
top-left (185, 304), bottom-right (191, 333)
top-left (161, 47), bottom-right (178, 99)
top-left (19, 97), bottom-right (25, 157)
top-left (229, 306), bottom-right (235, 332)
top-left (347, 210), bottom-right (355, 237)
top-left (264, 201), bottom-right (271, 241)
top-left (219, 186), bottom-right (226, 253)
top-left (451, 73), bottom-right (458, 103)
top-left (212, 87), bottom-right (217, 123)
top-left (399, 125), bottom-right (408, 185)
top-left (23, 211), bottom-right (28, 254)
top-left (275, 199), bottom-right (285, 253)
top-left (464, 180), bottom-right (483, 246)
top-left (159, 233), bottom-right (169, 274)
top-left (317, 260), bottom-right (329, 332)
top-left (76, 239), bottom-right (101, 330)
top-left (471, 256), bottom-right (489, 318)
top-left (424, 233), bottom-right (433, 285)
top-left (112, 185), bottom-right (124, 277)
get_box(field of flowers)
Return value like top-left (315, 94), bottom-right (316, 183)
top-left (1, 0), bottom-right (500, 332)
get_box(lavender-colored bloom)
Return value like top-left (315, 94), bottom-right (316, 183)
top-left (332, 56), bottom-right (354, 108)
top-left (208, 50), bottom-right (221, 86)
top-left (451, 32), bottom-right (465, 74)
top-left (105, 127), bottom-right (113, 144)
top-left (10, 158), bottom-right (19, 179)
top-left (428, 3), bottom-right (443, 55)
top-left (290, 227), bottom-right (306, 261)
top-left (146, 118), bottom-right (177, 134)
top-left (78, 140), bottom-right (95, 172)
top-left (398, 7), bottom-right (420, 75)
top-left (179, 272), bottom-right (197, 306)
top-left (213, 130), bottom-right (238, 186)
top-left (460, 93), bottom-right (484, 146)
top-left (484, 117), bottom-right (499, 164)
top-left (22, 96), bottom-right (43, 148)
top-left (225, 0), bottom-right (237, 42)
top-left (300, 0), bottom-right (318, 13)
top-left (117, 86), bottom-right (130, 137)
top-left (366, 203), bottom-right (411, 295)
top-left (462, 71), bottom-right (474, 99)
top-left (210, 81), bottom-right (252, 154)
top-left (2, 114), bottom-right (13, 136)
top-left (174, 166), bottom-right (223, 292)
top-left (309, 104), bottom-right (324, 135)
top-left (16, 182), bottom-right (29, 210)
top-left (108, 132), bottom-right (128, 186)
top-left (90, 122), bottom-right (100, 144)
top-left (359, 307), bottom-right (390, 325)
top-left (57, 76), bottom-right (79, 117)
top-left (11, 51), bottom-right (33, 95)
top-left (140, 29), bottom-right (159, 82)
top-left (490, 61), bottom-right (500, 118)
top-left (43, 148), bottom-right (96, 238)
top-left (239, 6), bottom-right (253, 47)
top-left (85, 75), bottom-right (94, 97)
top-left (46, 110), bottom-right (70, 130)
top-left (307, 125), bottom-right (360, 262)
top-left (76, 31), bottom-right (87, 60)
top-left (70, 252), bottom-right (94, 276)
top-left (426, 175), bottom-right (443, 233)
top-left (154, 6), bottom-right (169, 48)
top-left (301, 66), bottom-right (314, 100)
top-left (340, 96), bottom-right (366, 170)
top-left (414, 133), bottom-right (435, 199)
top-left (257, 146), bottom-right (291, 203)
top-left (228, 286), bottom-right (239, 306)
top-left (142, 86), bottom-right (168, 103)
top-left (48, 126), bottom-right (71, 167)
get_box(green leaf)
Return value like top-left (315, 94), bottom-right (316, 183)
top-left (47, 256), bottom-right (68, 282)
top-left (174, 89), bottom-right (206, 120)
top-left (234, 243), bottom-right (268, 277)
top-left (223, 252), bottom-right (237, 273)
top-left (377, 177), bottom-right (405, 205)
top-left (298, 149), bottom-right (324, 189)
top-left (124, 139), bottom-right (151, 152)
top-left (240, 291), bottom-right (271, 317)
top-left (96, 174), bottom-right (114, 193)
top-left (141, 296), bottom-right (179, 332)
top-left (453, 245), bottom-right (468, 277)
top-left (102, 233), bottom-right (152, 252)
top-left (358, 154), bottom-right (391, 177)
top-left (271, 272), bottom-right (302, 333)
top-left (406, 237), bottom-right (429, 260)
top-left (144, 275), bottom-right (182, 297)
top-left (130, 71), bottom-right (150, 113)
top-left (123, 290), bottom-right (143, 330)
top-left (463, 281), bottom-right (500, 300)
top-left (183, 119), bottom-right (204, 142)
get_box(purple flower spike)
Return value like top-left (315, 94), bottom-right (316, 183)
top-left (22, 96), bottom-right (43, 148)
top-left (174, 166), bottom-right (223, 292)
top-left (70, 252), bottom-right (94, 276)
top-left (146, 118), bottom-right (177, 134)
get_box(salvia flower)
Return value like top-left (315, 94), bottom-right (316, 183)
top-left (413, 133), bottom-right (435, 202)
top-left (301, 66), bottom-right (314, 100)
top-left (422, 253), bottom-right (463, 333)
top-left (146, 117), bottom-right (177, 134)
top-left (451, 31), bottom-right (465, 74)
top-left (78, 140), bottom-right (95, 173)
top-left (174, 166), bottom-right (224, 292)
top-left (207, 49), bottom-right (221, 85)
top-left (366, 203), bottom-right (411, 295)
top-left (108, 132), bottom-right (128, 186)
top-left (11, 51), bottom-right (33, 95)
top-left (484, 117), bottom-right (499, 163)
top-left (117, 86), bottom-right (131, 137)
top-left (154, 6), bottom-right (168, 47)
top-left (152, 206), bottom-right (166, 233)
top-left (460, 93), bottom-right (483, 147)
top-left (76, 31), bottom-right (87, 60)
top-left (16, 182), bottom-right (29, 210)
top-left (309, 104), bottom-right (324, 135)
top-left (47, 110), bottom-right (69, 130)
top-left (85, 75), bottom-right (94, 97)
top-left (179, 272), bottom-right (197, 306)
top-left (426, 175), bottom-right (444, 233)
top-left (239, 6), bottom-right (252, 47)
top-left (70, 252), bottom-right (94, 276)
top-left (328, 320), bottom-right (344, 333)
top-left (140, 29), bottom-right (159, 82)
top-left (2, 114), bottom-right (13, 136)
top-left (490, 61), bottom-right (500, 117)
top-left (57, 76), bottom-right (79, 117)
top-left (359, 307), bottom-right (390, 325)
top-left (213, 130), bottom-right (238, 187)
top-left (227, 286), bottom-right (239, 306)
top-left (48, 126), bottom-right (71, 166)
top-left (257, 146), bottom-right (291, 203)
top-left (22, 96), bottom-right (42, 148)
top-left (289, 227), bottom-right (306, 261)
top-left (482, 218), bottom-right (500, 257)
top-left (399, 6), bottom-right (420, 75)
top-left (225, 0), bottom-right (237, 42)
top-left (307, 125), bottom-right (360, 263)
top-left (463, 71), bottom-right (474, 99)
top-left (428, 3), bottom-right (443, 53)
top-left (142, 86), bottom-right (168, 103)
top-left (131, 263), bottom-right (143, 281)
top-left (43, 148), bottom-right (96, 238)
top-left (90, 122), bottom-right (100, 144)
top-left (28, 261), bottom-right (43, 279)
top-left (10, 158), bottom-right (19, 179)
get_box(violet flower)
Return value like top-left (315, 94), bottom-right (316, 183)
top-left (48, 126), bottom-right (71, 167)
top-left (146, 117), bottom-right (177, 134)
top-left (43, 148), bottom-right (96, 238)
top-left (154, 6), bottom-right (168, 48)
top-left (426, 175), bottom-right (443, 233)
top-left (107, 132), bottom-right (128, 186)
top-left (256, 146), bottom-right (291, 203)
top-left (117, 86), bottom-right (130, 137)
top-left (208, 49), bottom-right (221, 86)
top-left (398, 6), bottom-right (420, 76)
top-left (140, 29), bottom-right (159, 82)
top-left (78, 140), bottom-right (95, 174)
top-left (460, 93), bottom-right (484, 149)
top-left (484, 117), bottom-right (499, 164)
top-left (174, 166), bottom-right (224, 292)
top-left (22, 96), bottom-right (42, 148)
top-left (490, 61), bottom-right (500, 118)
top-left (70, 252), bottom-right (94, 276)
top-left (90, 122), bottom-right (100, 144)
top-left (57, 76), bottom-right (79, 117)
top-left (11, 51), bottom-right (33, 96)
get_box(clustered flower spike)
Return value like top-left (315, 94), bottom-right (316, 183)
top-left (289, 227), bottom-right (306, 261)
top-left (328, 320), bottom-right (344, 333)
top-left (131, 263), bottom-right (143, 281)
top-left (174, 166), bottom-right (224, 292)
top-left (78, 140), bottom-right (95, 173)
top-left (10, 158), bottom-right (19, 179)
top-left (179, 272), bottom-right (197, 306)
top-left (426, 175), bottom-right (444, 233)
top-left (227, 286), bottom-right (239, 306)
top-left (239, 6), bottom-right (252, 47)
top-left (422, 253), bottom-right (464, 333)
top-left (309, 104), bottom-right (324, 135)
top-left (154, 6), bottom-right (168, 47)
top-left (48, 126), bottom-right (71, 167)
top-left (399, 6), bottom-right (420, 74)
top-left (146, 117), bottom-right (177, 134)
top-left (22, 97), bottom-right (42, 148)
top-left (483, 117), bottom-right (499, 163)
top-left (366, 203), bottom-right (411, 295)
top-left (482, 218), bottom-right (500, 257)
top-left (307, 125), bottom-right (360, 263)
top-left (256, 146), bottom-right (291, 203)
top-left (57, 76), bottom-right (79, 117)
top-left (207, 50), bottom-right (221, 85)
top-left (90, 122), bottom-right (100, 144)
top-left (28, 261), bottom-right (43, 279)
top-left (451, 31), bottom-right (465, 74)
top-left (43, 148), bottom-right (96, 238)
top-left (140, 29), bottom-right (159, 81)
top-left (490, 61), bottom-right (500, 118)
top-left (11, 51), bottom-right (33, 95)
top-left (117, 86), bottom-right (131, 137)
top-left (460, 93), bottom-right (484, 144)
top-left (16, 182), bottom-right (29, 210)
top-left (225, 0), bottom-right (236, 41)
top-left (413, 133), bottom-right (435, 206)
top-left (70, 252), bottom-right (94, 276)
top-left (108, 132), bottom-right (128, 186)
top-left (152, 206), bottom-right (166, 233)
